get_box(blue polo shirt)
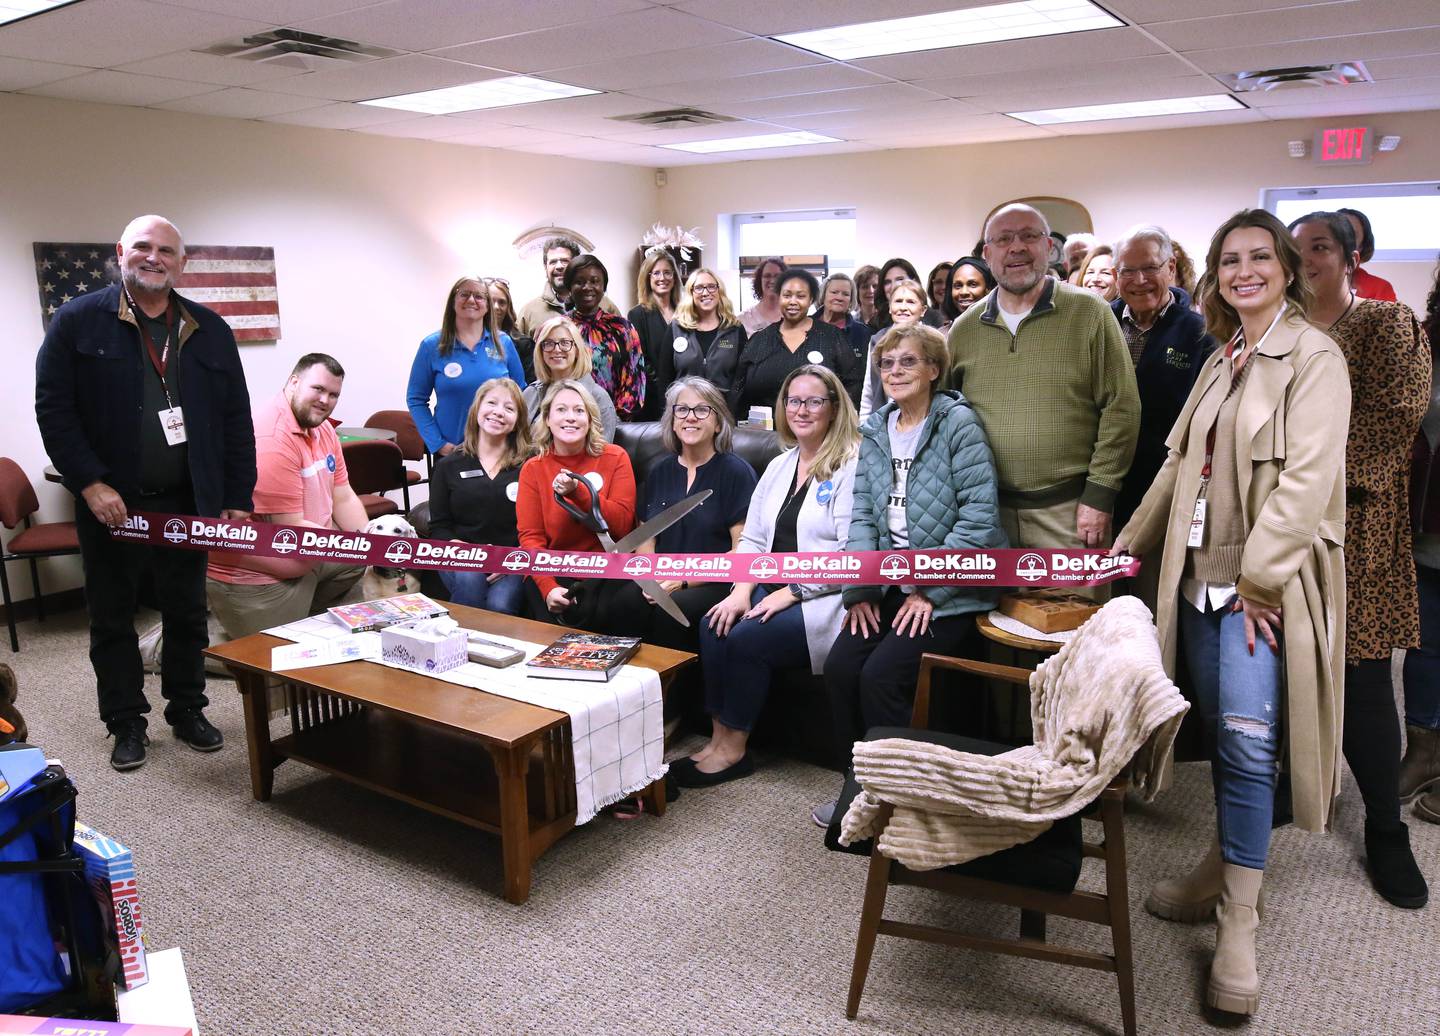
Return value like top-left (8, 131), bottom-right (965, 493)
top-left (406, 330), bottom-right (526, 453)
top-left (643, 451), bottom-right (757, 554)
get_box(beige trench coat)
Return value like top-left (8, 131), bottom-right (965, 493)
top-left (1119, 313), bottom-right (1351, 833)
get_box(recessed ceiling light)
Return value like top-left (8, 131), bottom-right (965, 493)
top-left (661, 131), bottom-right (841, 154)
top-left (360, 75), bottom-right (596, 115)
top-left (1008, 94), bottom-right (1246, 125)
top-left (0, 0), bottom-right (81, 27)
top-left (775, 0), bottom-right (1121, 61)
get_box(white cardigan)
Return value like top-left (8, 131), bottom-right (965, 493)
top-left (737, 446), bottom-right (857, 674)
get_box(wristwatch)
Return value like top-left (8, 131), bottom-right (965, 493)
top-left (787, 583), bottom-right (805, 599)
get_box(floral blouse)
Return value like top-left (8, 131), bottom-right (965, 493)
top-left (574, 309), bottom-right (646, 420)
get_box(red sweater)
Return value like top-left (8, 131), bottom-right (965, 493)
top-left (517, 444), bottom-right (636, 596)
top-left (1354, 266), bottom-right (1397, 302)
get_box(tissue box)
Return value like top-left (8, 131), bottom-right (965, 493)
top-left (381, 623), bottom-right (468, 674)
top-left (0, 1018), bottom-right (192, 1035)
top-left (72, 823), bottom-right (148, 991)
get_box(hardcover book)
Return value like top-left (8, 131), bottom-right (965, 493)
top-left (328, 593), bottom-right (447, 633)
top-left (525, 633), bottom-right (642, 682)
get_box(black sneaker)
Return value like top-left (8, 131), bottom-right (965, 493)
top-left (172, 711), bottom-right (224, 752)
top-left (109, 723), bottom-right (149, 772)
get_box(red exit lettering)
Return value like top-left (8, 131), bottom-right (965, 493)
top-left (1321, 126), bottom-right (1367, 161)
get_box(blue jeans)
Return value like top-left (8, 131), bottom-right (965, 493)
top-left (699, 586), bottom-right (810, 733)
top-left (439, 571), bottom-right (525, 616)
top-left (1403, 563), bottom-right (1440, 730)
top-left (1180, 596), bottom-right (1283, 870)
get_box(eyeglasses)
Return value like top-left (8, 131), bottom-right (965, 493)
top-left (455, 290), bottom-right (487, 302)
top-left (985, 229), bottom-right (1046, 249)
top-left (784, 395), bottom-right (832, 413)
top-left (542, 339), bottom-right (577, 353)
top-left (691, 284), bottom-right (719, 296)
top-left (673, 404), bottom-right (714, 420)
top-left (878, 354), bottom-right (926, 372)
top-left (1117, 263), bottom-right (1167, 281)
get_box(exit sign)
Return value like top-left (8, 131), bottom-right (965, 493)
top-left (1314, 125), bottom-right (1373, 165)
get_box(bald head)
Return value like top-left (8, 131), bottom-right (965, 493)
top-left (117, 214), bottom-right (186, 303)
top-left (982, 204), bottom-right (1052, 299)
top-left (984, 204), bottom-right (1049, 242)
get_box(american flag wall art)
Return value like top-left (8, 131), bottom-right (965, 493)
top-left (33, 241), bottom-right (282, 342)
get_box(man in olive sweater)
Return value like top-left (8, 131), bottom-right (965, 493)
top-left (948, 204), bottom-right (1139, 556)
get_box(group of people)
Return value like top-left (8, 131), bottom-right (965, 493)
top-left (32, 203), bottom-right (1440, 1025)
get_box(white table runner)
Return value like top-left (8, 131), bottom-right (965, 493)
top-left (265, 616), bottom-right (667, 824)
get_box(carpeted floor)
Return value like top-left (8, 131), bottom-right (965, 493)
top-left (6, 608), bottom-right (1437, 1036)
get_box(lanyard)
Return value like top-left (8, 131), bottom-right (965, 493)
top-left (129, 291), bottom-right (177, 407)
top-left (1201, 304), bottom-right (1287, 482)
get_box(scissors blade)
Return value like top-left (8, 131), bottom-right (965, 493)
top-left (633, 579), bottom-right (691, 627)
top-left (610, 489), bottom-right (713, 554)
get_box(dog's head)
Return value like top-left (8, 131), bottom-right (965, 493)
top-left (365, 515), bottom-right (417, 540)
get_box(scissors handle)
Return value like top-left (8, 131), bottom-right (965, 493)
top-left (554, 470), bottom-right (609, 537)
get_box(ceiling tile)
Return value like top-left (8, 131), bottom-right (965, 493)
top-left (1240, 74), bottom-right (1440, 107)
top-left (858, 124), bottom-right (1055, 148)
top-left (600, 119), bottom-right (795, 145)
top-left (1188, 27), bottom-right (1440, 74)
top-left (431, 125), bottom-right (577, 147)
top-left (487, 91), bottom-right (674, 128)
top-left (0, 56), bottom-right (91, 91)
top-left (627, 63), bottom-right (889, 105)
top-left (1148, 1), bottom-right (1440, 52)
top-left (433, 8), bottom-right (747, 73)
top-left (154, 87), bottom-right (336, 117)
top-left (1040, 107), bottom-right (1267, 135)
top-left (351, 115), bottom-right (493, 140)
top-left (256, 53), bottom-right (508, 101)
top-left (20, 68), bottom-right (220, 106)
top-left (966, 75), bottom-right (1227, 115)
top-left (0, 0), bottom-right (272, 67)
top-left (259, 102), bottom-right (420, 129)
top-left (543, 38), bottom-right (822, 93)
top-left (116, 50), bottom-right (312, 87)
top-left (1363, 53), bottom-right (1440, 79)
top-left (851, 27), bottom-right (1165, 80)
top-left (1103, 0), bottom-right (1355, 21)
top-left (294, 0), bottom-right (652, 52)
top-left (712, 82), bottom-right (953, 119)
top-left (795, 107), bottom-right (1017, 136)
top-left (919, 53), bottom-right (1197, 99)
top-left (669, 0), bottom-right (995, 36)
top-left (1252, 93), bottom-right (1440, 119)
top-left (155, 0), bottom-right (380, 20)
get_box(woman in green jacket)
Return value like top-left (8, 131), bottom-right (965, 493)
top-left (816, 323), bottom-right (1005, 825)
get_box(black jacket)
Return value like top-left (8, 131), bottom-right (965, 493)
top-left (1111, 286), bottom-right (1216, 527)
top-left (662, 320), bottom-right (747, 397)
top-left (35, 284), bottom-right (256, 516)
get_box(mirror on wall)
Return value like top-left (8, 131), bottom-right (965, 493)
top-left (985, 197), bottom-right (1094, 237)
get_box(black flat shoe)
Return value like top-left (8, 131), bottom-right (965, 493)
top-left (673, 753), bottom-right (754, 788)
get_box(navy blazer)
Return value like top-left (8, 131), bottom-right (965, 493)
top-left (35, 283), bottom-right (256, 517)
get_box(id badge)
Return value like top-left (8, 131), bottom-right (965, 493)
top-left (158, 406), bottom-right (187, 446)
top-left (1187, 497), bottom-right (1207, 548)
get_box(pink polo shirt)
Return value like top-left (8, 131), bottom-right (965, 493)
top-left (207, 392), bottom-right (350, 586)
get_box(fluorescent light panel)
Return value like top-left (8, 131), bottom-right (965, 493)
top-left (662, 131), bottom-right (841, 154)
top-left (361, 75), bottom-right (596, 115)
top-left (0, 0), bottom-right (78, 26)
top-left (775, 0), bottom-right (1121, 61)
top-left (1008, 93), bottom-right (1245, 125)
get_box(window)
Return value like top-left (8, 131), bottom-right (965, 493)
top-left (724, 208), bottom-right (857, 300)
top-left (1262, 181), bottom-right (1440, 261)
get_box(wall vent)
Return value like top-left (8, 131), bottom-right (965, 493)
top-left (608, 108), bottom-right (739, 128)
top-left (198, 29), bottom-right (402, 71)
top-left (1218, 62), bottom-right (1373, 92)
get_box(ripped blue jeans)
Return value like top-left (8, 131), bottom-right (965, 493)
top-left (1179, 596), bottom-right (1283, 870)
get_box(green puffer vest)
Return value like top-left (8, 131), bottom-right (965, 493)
top-left (843, 389), bottom-right (1007, 617)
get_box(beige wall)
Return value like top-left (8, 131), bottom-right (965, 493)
top-left (657, 110), bottom-right (1440, 313)
top-left (2, 91), bottom-right (657, 600)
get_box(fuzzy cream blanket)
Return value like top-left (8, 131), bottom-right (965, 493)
top-left (839, 596), bottom-right (1189, 870)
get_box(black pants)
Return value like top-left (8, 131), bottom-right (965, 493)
top-left (1343, 657), bottom-right (1403, 828)
top-left (824, 590), bottom-right (978, 765)
top-left (607, 580), bottom-right (728, 652)
top-left (75, 491), bottom-right (209, 733)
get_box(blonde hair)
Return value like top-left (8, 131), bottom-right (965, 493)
top-left (531, 315), bottom-right (592, 384)
top-left (886, 279), bottom-right (927, 313)
top-left (533, 379), bottom-right (606, 458)
top-left (635, 250), bottom-right (681, 312)
top-left (461, 377), bottom-right (534, 470)
top-left (775, 364), bottom-right (859, 482)
top-left (675, 267), bottom-right (739, 330)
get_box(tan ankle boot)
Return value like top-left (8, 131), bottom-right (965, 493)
top-left (1400, 724), bottom-right (1440, 803)
top-left (1208, 863), bottom-right (1264, 1015)
top-left (1146, 840), bottom-right (1266, 923)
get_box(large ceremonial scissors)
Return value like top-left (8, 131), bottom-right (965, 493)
top-left (554, 475), bottom-right (712, 627)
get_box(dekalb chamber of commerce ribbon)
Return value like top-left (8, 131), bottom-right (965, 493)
top-left (110, 512), bottom-right (1141, 588)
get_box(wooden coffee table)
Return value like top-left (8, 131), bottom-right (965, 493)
top-left (204, 606), bottom-right (693, 904)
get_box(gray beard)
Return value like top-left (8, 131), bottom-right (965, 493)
top-left (122, 269), bottom-right (173, 298)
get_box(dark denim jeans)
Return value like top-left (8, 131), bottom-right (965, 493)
top-left (439, 570), bottom-right (525, 616)
top-left (1403, 563), bottom-right (1440, 730)
top-left (698, 586), bottom-right (810, 732)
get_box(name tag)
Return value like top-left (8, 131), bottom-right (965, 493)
top-left (1187, 497), bottom-right (1207, 548)
top-left (460, 469), bottom-right (485, 479)
top-left (158, 406), bottom-right (187, 446)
